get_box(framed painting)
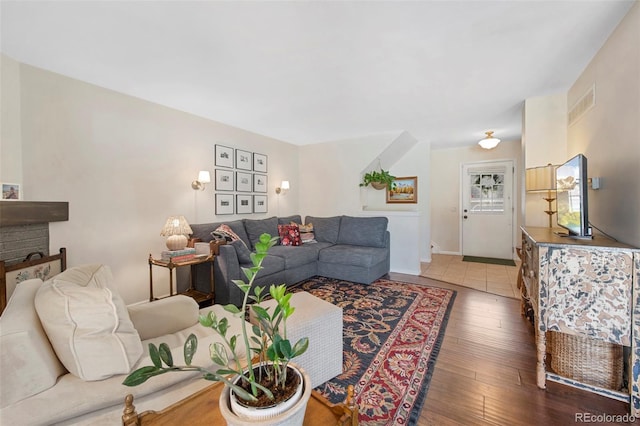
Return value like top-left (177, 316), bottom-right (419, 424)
top-left (215, 194), bottom-right (234, 215)
top-left (236, 172), bottom-right (252, 192)
top-left (387, 176), bottom-right (418, 204)
top-left (253, 195), bottom-right (268, 213)
top-left (236, 194), bottom-right (252, 214)
top-left (215, 145), bottom-right (234, 168)
top-left (215, 169), bottom-right (234, 191)
top-left (236, 149), bottom-right (252, 171)
top-left (253, 153), bottom-right (267, 173)
top-left (1, 183), bottom-right (21, 200)
top-left (253, 174), bottom-right (267, 193)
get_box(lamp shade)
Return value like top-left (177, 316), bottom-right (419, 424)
top-left (280, 180), bottom-right (290, 190)
top-left (198, 170), bottom-right (211, 184)
top-left (160, 216), bottom-right (193, 251)
top-left (525, 164), bottom-right (558, 192)
top-left (478, 131), bottom-right (501, 149)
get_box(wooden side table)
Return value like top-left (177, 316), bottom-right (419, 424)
top-left (122, 383), bottom-right (358, 425)
top-left (148, 254), bottom-right (215, 307)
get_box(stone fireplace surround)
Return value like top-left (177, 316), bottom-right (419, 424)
top-left (0, 201), bottom-right (68, 265)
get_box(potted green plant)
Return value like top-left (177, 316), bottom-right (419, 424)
top-left (123, 233), bottom-right (310, 424)
top-left (359, 169), bottom-right (395, 190)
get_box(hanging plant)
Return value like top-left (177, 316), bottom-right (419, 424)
top-left (360, 169), bottom-right (396, 190)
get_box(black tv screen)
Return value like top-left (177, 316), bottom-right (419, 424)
top-left (555, 154), bottom-right (591, 237)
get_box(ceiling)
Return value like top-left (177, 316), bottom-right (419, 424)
top-left (1, 1), bottom-right (634, 148)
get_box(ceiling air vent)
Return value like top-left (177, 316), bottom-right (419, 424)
top-left (568, 84), bottom-right (595, 126)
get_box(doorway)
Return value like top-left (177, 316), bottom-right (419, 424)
top-left (461, 160), bottom-right (514, 260)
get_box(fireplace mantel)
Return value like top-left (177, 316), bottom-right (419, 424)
top-left (0, 201), bottom-right (69, 227)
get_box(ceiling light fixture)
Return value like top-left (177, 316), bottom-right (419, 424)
top-left (478, 131), bottom-right (501, 149)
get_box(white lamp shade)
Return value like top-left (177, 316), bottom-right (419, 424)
top-left (281, 180), bottom-right (290, 190)
top-left (198, 170), bottom-right (211, 183)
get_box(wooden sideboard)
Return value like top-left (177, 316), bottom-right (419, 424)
top-left (520, 226), bottom-right (640, 415)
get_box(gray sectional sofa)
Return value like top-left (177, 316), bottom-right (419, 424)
top-left (190, 215), bottom-right (390, 306)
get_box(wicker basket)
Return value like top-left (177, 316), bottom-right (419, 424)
top-left (370, 182), bottom-right (387, 190)
top-left (548, 331), bottom-right (623, 390)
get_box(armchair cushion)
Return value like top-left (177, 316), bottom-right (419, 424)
top-left (127, 295), bottom-right (199, 341)
top-left (0, 278), bottom-right (66, 408)
top-left (35, 264), bottom-right (143, 381)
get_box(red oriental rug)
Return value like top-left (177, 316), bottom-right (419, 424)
top-left (292, 276), bottom-right (456, 426)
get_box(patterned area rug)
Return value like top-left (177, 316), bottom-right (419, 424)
top-left (291, 276), bottom-right (456, 426)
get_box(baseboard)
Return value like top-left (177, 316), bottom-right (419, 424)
top-left (390, 268), bottom-right (421, 276)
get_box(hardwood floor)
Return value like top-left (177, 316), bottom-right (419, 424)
top-left (389, 272), bottom-right (639, 426)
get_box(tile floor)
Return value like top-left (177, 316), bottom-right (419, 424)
top-left (420, 253), bottom-right (521, 299)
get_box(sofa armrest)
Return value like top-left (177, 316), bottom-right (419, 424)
top-left (127, 295), bottom-right (199, 341)
top-left (213, 244), bottom-right (243, 306)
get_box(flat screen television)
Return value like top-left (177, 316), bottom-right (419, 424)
top-left (555, 154), bottom-right (592, 238)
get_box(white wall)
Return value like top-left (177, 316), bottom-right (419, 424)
top-left (522, 93), bottom-right (568, 228)
top-left (567, 2), bottom-right (640, 247)
top-left (430, 140), bottom-right (522, 254)
top-left (11, 61), bottom-right (298, 304)
top-left (0, 55), bottom-right (22, 183)
top-left (298, 134), bottom-right (432, 264)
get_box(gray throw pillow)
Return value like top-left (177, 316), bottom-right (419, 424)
top-left (243, 217), bottom-right (279, 249)
top-left (231, 240), bottom-right (252, 264)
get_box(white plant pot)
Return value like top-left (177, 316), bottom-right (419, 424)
top-left (219, 363), bottom-right (312, 426)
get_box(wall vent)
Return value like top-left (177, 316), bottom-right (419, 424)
top-left (568, 84), bottom-right (595, 126)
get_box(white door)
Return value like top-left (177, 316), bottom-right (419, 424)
top-left (461, 161), bottom-right (514, 259)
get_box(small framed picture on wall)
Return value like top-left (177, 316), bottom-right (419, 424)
top-left (215, 145), bottom-right (234, 168)
top-left (253, 174), bottom-right (267, 193)
top-left (215, 169), bottom-right (234, 191)
top-left (236, 194), bottom-right (252, 214)
top-left (236, 149), bottom-right (252, 171)
top-left (253, 153), bottom-right (267, 173)
top-left (236, 172), bottom-right (252, 192)
top-left (1, 183), bottom-right (21, 200)
top-left (253, 195), bottom-right (268, 213)
top-left (215, 194), bottom-right (234, 215)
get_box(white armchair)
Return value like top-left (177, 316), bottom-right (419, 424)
top-left (0, 265), bottom-right (249, 425)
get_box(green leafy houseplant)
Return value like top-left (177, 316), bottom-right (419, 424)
top-left (123, 233), bottom-right (309, 408)
top-left (359, 169), bottom-right (396, 190)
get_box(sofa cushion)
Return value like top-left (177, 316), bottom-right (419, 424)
top-left (268, 243), bottom-right (329, 269)
top-left (244, 217), bottom-right (279, 249)
top-left (319, 244), bottom-right (389, 267)
top-left (305, 216), bottom-right (341, 243)
top-left (278, 224), bottom-right (302, 246)
top-left (231, 239), bottom-right (253, 264)
top-left (337, 216), bottom-right (388, 248)
top-left (0, 278), bottom-right (66, 408)
top-left (239, 254), bottom-right (285, 277)
top-left (278, 215), bottom-right (302, 225)
top-left (34, 264), bottom-right (143, 381)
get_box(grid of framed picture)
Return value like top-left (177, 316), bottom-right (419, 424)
top-left (214, 144), bottom-right (268, 215)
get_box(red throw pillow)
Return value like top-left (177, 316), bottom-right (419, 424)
top-left (278, 224), bottom-right (302, 246)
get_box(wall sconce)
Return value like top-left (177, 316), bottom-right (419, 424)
top-left (525, 163), bottom-right (558, 227)
top-left (191, 170), bottom-right (211, 191)
top-left (275, 180), bottom-right (290, 195)
top-left (160, 215), bottom-right (193, 251)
